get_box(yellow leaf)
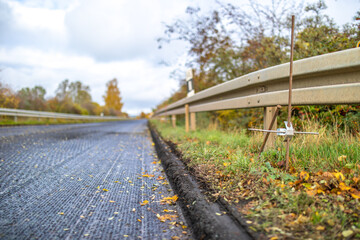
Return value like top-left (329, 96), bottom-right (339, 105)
top-left (302, 183), bottom-right (313, 189)
top-left (316, 226), bottom-right (325, 231)
top-left (109, 200), bottom-right (115, 203)
top-left (140, 200), bottom-right (149, 206)
top-left (160, 195), bottom-right (178, 205)
top-left (342, 230), bottom-right (353, 238)
top-left (223, 162), bottom-right (230, 167)
top-left (137, 219), bottom-right (141, 222)
top-left (58, 212), bottom-right (64, 215)
top-left (114, 181), bottom-right (119, 183)
top-left (327, 219), bottom-right (335, 226)
top-left (351, 192), bottom-right (360, 199)
top-left (333, 172), bottom-right (345, 181)
top-left (300, 171), bottom-right (309, 181)
top-left (142, 174), bottom-right (154, 178)
top-left (296, 214), bottom-right (309, 223)
top-left (270, 237), bottom-right (279, 240)
top-left (317, 189), bottom-right (324, 194)
top-left (103, 188), bottom-right (109, 192)
top-left (339, 182), bottom-right (351, 191)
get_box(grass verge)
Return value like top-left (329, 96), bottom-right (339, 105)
top-left (151, 119), bottom-right (360, 239)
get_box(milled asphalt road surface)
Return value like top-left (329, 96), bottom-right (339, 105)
top-left (0, 120), bottom-right (190, 239)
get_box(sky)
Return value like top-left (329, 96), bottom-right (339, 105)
top-left (0, 0), bottom-right (359, 116)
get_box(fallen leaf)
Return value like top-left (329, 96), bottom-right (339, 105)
top-left (342, 230), bottom-right (354, 238)
top-left (300, 171), bottom-right (310, 181)
top-left (160, 195), bottom-right (178, 205)
top-left (333, 172), bottom-right (345, 181)
top-left (316, 226), bottom-right (325, 231)
top-left (109, 200), bottom-right (115, 203)
top-left (339, 182), bottom-right (351, 191)
top-left (58, 212), bottom-right (64, 215)
top-left (103, 188), bottom-right (109, 192)
top-left (350, 191), bottom-right (360, 199)
top-left (327, 219), bottom-right (335, 226)
top-left (157, 214), bottom-right (178, 222)
top-left (140, 200), bottom-right (149, 206)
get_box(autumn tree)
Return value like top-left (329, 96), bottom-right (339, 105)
top-left (0, 82), bottom-right (19, 108)
top-left (51, 79), bottom-right (99, 115)
top-left (103, 79), bottom-right (123, 115)
top-left (17, 86), bottom-right (47, 111)
top-left (294, 0), bottom-right (359, 60)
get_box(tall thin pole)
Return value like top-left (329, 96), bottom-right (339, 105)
top-left (286, 15), bottom-right (295, 171)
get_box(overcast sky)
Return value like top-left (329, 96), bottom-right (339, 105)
top-left (0, 0), bottom-right (358, 115)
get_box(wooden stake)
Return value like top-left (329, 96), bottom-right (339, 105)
top-left (259, 105), bottom-right (281, 155)
top-left (190, 112), bottom-right (196, 131)
top-left (172, 114), bottom-right (176, 128)
top-left (185, 104), bottom-right (189, 132)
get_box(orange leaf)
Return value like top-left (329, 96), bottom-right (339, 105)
top-left (306, 189), bottom-right (317, 197)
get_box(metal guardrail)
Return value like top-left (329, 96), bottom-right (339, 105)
top-left (155, 48), bottom-right (360, 116)
top-left (0, 108), bottom-right (123, 120)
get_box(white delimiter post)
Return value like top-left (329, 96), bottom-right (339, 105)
top-left (186, 69), bottom-right (196, 131)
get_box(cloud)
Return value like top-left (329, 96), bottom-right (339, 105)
top-left (64, 0), bottom-right (190, 62)
top-left (0, 0), bottom-right (67, 49)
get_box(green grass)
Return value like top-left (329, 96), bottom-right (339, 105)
top-left (152, 120), bottom-right (359, 174)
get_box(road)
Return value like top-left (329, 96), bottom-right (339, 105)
top-left (0, 120), bottom-right (190, 239)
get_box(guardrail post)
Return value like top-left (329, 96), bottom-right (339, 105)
top-left (172, 115), bottom-right (176, 128)
top-left (263, 107), bottom-right (277, 149)
top-left (185, 104), bottom-right (189, 132)
top-left (190, 112), bottom-right (196, 131)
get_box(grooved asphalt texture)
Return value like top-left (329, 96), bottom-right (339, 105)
top-left (0, 120), bottom-right (191, 239)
